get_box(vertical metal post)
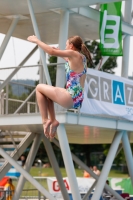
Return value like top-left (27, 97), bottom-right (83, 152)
top-left (42, 135), bottom-right (70, 200)
top-left (27, 102), bottom-right (30, 113)
top-left (121, 0), bottom-right (132, 78)
top-left (57, 124), bottom-right (81, 200)
top-left (0, 16), bottom-right (19, 60)
top-left (6, 84), bottom-right (8, 114)
top-left (39, 59), bottom-right (46, 84)
top-left (0, 91), bottom-right (2, 115)
top-left (13, 134), bottom-right (42, 200)
top-left (1, 90), bottom-right (4, 115)
top-left (56, 9), bottom-right (69, 88)
top-left (27, 0), bottom-right (51, 85)
top-left (91, 131), bottom-right (123, 200)
top-left (55, 9), bottom-right (69, 112)
top-left (122, 131), bottom-right (133, 185)
top-left (38, 191), bottom-right (41, 200)
top-left (39, 65), bottom-right (43, 83)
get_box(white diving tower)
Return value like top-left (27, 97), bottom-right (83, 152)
top-left (0, 0), bottom-right (133, 200)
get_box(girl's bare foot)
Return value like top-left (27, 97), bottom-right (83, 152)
top-left (43, 119), bottom-right (51, 138)
top-left (49, 120), bottom-right (59, 139)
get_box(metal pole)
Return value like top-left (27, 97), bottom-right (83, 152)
top-left (56, 10), bottom-right (69, 88)
top-left (53, 138), bottom-right (124, 200)
top-left (5, 84), bottom-right (8, 114)
top-left (0, 90), bottom-right (4, 115)
top-left (38, 191), bottom-right (41, 200)
top-left (82, 181), bottom-right (97, 200)
top-left (57, 124), bottom-right (81, 200)
top-left (0, 148), bottom-right (56, 200)
top-left (1, 91), bottom-right (4, 115)
top-left (27, 0), bottom-right (51, 85)
top-left (42, 135), bottom-right (70, 200)
top-left (0, 45), bottom-right (38, 91)
top-left (55, 9), bottom-right (69, 112)
top-left (91, 131), bottom-right (123, 200)
top-left (122, 131), bottom-right (133, 185)
top-left (13, 134), bottom-right (42, 200)
top-left (39, 59), bottom-right (46, 84)
top-left (121, 0), bottom-right (132, 78)
top-left (0, 16), bottom-right (19, 60)
top-left (115, 143), bottom-right (123, 158)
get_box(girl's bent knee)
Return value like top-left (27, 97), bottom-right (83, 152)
top-left (36, 85), bottom-right (40, 93)
top-left (36, 84), bottom-right (46, 91)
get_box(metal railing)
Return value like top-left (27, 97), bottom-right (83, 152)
top-left (0, 188), bottom-right (47, 200)
top-left (0, 188), bottom-right (6, 200)
top-left (0, 80), bottom-right (38, 115)
top-left (20, 189), bottom-right (46, 200)
top-left (0, 62), bottom-right (71, 116)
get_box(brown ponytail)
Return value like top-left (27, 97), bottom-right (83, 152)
top-left (68, 35), bottom-right (94, 67)
top-left (81, 44), bottom-right (94, 67)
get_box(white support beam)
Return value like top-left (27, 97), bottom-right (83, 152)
top-left (70, 6), bottom-right (133, 36)
top-left (0, 16), bottom-right (19, 60)
top-left (27, 0), bottom-right (51, 85)
top-left (56, 9), bottom-right (69, 88)
top-left (121, 0), bottom-right (132, 78)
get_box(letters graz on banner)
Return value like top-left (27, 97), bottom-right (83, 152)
top-left (80, 69), bottom-right (133, 121)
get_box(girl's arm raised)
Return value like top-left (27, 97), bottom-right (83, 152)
top-left (27, 35), bottom-right (74, 58)
top-left (52, 47), bottom-right (68, 61)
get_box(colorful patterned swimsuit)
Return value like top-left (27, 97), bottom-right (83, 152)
top-left (65, 55), bottom-right (87, 109)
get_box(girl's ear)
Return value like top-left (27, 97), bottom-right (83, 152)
top-left (70, 43), bottom-right (74, 49)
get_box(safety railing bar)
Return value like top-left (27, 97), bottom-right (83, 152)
top-left (0, 65), bottom-right (42, 70)
top-left (0, 62), bottom-right (65, 70)
top-left (14, 89), bottom-right (36, 114)
top-left (0, 79), bottom-right (36, 88)
top-left (4, 98), bottom-right (36, 104)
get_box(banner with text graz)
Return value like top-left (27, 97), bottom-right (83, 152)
top-left (80, 69), bottom-right (133, 121)
top-left (47, 177), bottom-right (133, 200)
top-left (100, 2), bottom-right (123, 56)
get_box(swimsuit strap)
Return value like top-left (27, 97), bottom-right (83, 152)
top-left (78, 54), bottom-right (87, 77)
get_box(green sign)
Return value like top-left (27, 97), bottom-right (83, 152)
top-left (108, 178), bottom-right (133, 195)
top-left (99, 2), bottom-right (123, 56)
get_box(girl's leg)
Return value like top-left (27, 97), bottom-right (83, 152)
top-left (36, 89), bottom-right (51, 138)
top-left (36, 84), bottom-right (73, 138)
top-left (47, 98), bottom-right (59, 138)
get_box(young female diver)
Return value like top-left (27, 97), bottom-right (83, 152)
top-left (27, 35), bottom-right (93, 139)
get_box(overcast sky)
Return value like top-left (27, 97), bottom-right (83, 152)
top-left (0, 33), bottom-right (133, 81)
